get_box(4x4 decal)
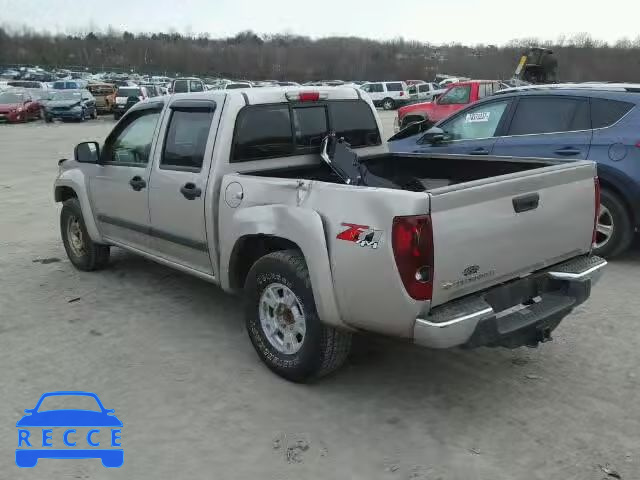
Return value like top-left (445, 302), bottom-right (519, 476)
top-left (336, 223), bottom-right (382, 249)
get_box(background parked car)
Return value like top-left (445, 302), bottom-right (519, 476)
top-left (396, 80), bottom-right (504, 130)
top-left (43, 89), bottom-right (97, 122)
top-left (52, 80), bottom-right (85, 90)
top-left (388, 84), bottom-right (640, 257)
top-left (407, 82), bottom-right (446, 103)
top-left (0, 89), bottom-right (43, 122)
top-left (7, 80), bottom-right (47, 90)
top-left (170, 77), bottom-right (205, 93)
top-left (86, 82), bottom-right (116, 114)
top-left (224, 82), bottom-right (253, 89)
top-left (113, 86), bottom-right (148, 120)
top-left (359, 81), bottom-right (409, 110)
top-left (140, 83), bottom-right (163, 98)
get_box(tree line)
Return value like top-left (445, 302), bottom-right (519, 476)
top-left (1, 27), bottom-right (640, 82)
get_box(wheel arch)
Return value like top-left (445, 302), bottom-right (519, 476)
top-left (54, 172), bottom-right (103, 243)
top-left (220, 204), bottom-right (347, 329)
top-left (597, 166), bottom-right (639, 227)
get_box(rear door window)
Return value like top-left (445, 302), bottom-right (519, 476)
top-left (385, 82), bottom-right (403, 92)
top-left (591, 98), bottom-right (634, 128)
top-left (369, 83), bottom-right (384, 93)
top-left (508, 97), bottom-right (590, 135)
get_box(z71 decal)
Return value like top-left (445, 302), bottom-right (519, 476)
top-left (336, 223), bottom-right (382, 249)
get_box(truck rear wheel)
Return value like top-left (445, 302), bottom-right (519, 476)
top-left (244, 250), bottom-right (351, 382)
top-left (60, 198), bottom-right (110, 271)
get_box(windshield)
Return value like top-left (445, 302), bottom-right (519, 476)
top-left (36, 394), bottom-right (102, 412)
top-left (0, 92), bottom-right (24, 103)
top-left (117, 87), bottom-right (142, 97)
top-left (50, 91), bottom-right (82, 101)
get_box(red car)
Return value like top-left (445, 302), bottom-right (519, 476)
top-left (0, 90), bottom-right (43, 123)
top-left (396, 80), bottom-right (505, 130)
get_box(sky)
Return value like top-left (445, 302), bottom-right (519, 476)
top-left (1, 0), bottom-right (639, 46)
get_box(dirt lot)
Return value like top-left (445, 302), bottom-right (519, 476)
top-left (1, 111), bottom-right (638, 479)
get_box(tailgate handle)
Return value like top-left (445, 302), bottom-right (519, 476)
top-left (512, 193), bottom-right (539, 213)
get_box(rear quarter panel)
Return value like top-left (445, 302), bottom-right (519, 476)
top-left (218, 174), bottom-right (430, 338)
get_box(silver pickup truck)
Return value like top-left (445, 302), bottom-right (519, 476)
top-left (54, 87), bottom-right (606, 382)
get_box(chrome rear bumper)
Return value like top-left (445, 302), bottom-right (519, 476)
top-left (414, 255), bottom-right (606, 349)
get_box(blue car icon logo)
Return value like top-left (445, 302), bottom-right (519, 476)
top-left (16, 391), bottom-right (123, 468)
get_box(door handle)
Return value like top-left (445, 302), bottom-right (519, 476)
top-left (513, 193), bottom-right (540, 213)
top-left (470, 147), bottom-right (490, 155)
top-left (553, 147), bottom-right (581, 156)
top-left (129, 176), bottom-right (146, 191)
top-left (180, 182), bottom-right (202, 200)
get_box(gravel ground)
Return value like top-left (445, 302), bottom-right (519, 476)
top-left (0, 111), bottom-right (638, 479)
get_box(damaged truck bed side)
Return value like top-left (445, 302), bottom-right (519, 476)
top-left (55, 87), bottom-right (605, 381)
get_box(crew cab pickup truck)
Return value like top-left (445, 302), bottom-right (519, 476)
top-left (54, 87), bottom-right (606, 382)
top-left (396, 80), bottom-right (505, 131)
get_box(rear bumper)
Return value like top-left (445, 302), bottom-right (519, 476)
top-left (413, 255), bottom-right (606, 349)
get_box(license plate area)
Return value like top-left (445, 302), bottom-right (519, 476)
top-left (483, 273), bottom-right (562, 313)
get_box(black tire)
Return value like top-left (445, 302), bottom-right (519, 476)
top-left (593, 189), bottom-right (633, 258)
top-left (79, 109), bottom-right (86, 122)
top-left (382, 98), bottom-right (395, 110)
top-left (60, 198), bottom-right (110, 271)
top-left (91, 108), bottom-right (98, 120)
top-left (114, 112), bottom-right (121, 121)
top-left (45, 115), bottom-right (52, 123)
top-left (244, 250), bottom-right (352, 382)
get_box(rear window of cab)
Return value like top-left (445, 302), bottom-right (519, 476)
top-left (231, 100), bottom-right (381, 162)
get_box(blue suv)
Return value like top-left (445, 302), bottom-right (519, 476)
top-left (388, 84), bottom-right (640, 257)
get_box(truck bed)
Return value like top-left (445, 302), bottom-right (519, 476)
top-left (242, 138), bottom-right (597, 311)
top-left (251, 153), bottom-right (553, 192)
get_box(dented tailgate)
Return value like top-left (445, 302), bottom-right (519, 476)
top-left (429, 161), bottom-right (597, 307)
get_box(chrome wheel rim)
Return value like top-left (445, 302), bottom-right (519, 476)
top-left (259, 283), bottom-right (306, 355)
top-left (67, 216), bottom-right (86, 257)
top-left (595, 204), bottom-right (614, 249)
top-left (384, 100), bottom-right (393, 110)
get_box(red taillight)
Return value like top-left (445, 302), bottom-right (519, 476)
top-left (593, 176), bottom-right (601, 247)
top-left (399, 91), bottom-right (404, 97)
top-left (392, 215), bottom-right (434, 300)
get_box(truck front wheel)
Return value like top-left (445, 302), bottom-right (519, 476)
top-left (244, 250), bottom-right (351, 382)
top-left (60, 198), bottom-right (110, 271)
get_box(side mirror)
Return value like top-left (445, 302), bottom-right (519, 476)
top-left (75, 141), bottom-right (100, 163)
top-left (24, 409), bottom-right (34, 414)
top-left (421, 127), bottom-right (446, 144)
